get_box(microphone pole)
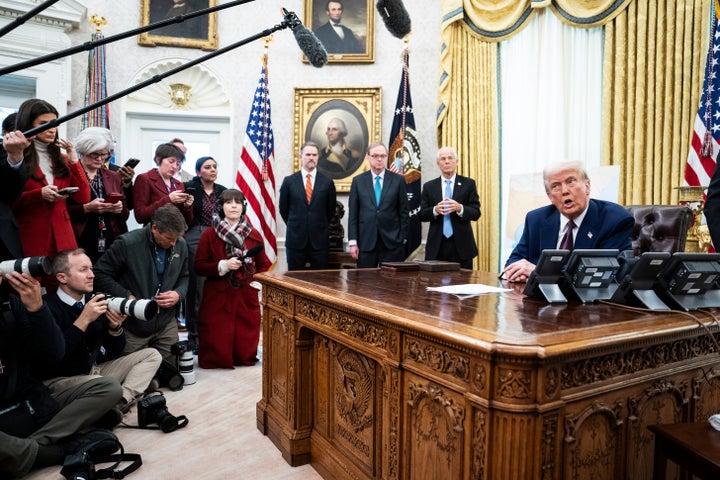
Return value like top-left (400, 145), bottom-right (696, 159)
top-left (0, 10), bottom-right (299, 145)
top-left (0, 0), bottom-right (61, 38)
top-left (0, 0), bottom-right (258, 77)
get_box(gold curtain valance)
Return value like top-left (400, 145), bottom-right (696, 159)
top-left (442, 0), bottom-right (634, 43)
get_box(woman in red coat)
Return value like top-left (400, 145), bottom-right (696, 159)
top-left (133, 143), bottom-right (193, 226)
top-left (194, 189), bottom-right (271, 368)
top-left (12, 99), bottom-right (91, 258)
top-left (67, 127), bottom-right (131, 263)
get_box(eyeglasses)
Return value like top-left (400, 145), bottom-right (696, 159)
top-left (86, 151), bottom-right (112, 160)
top-left (368, 153), bottom-right (388, 159)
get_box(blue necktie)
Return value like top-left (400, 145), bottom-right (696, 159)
top-left (374, 175), bottom-right (382, 206)
top-left (73, 301), bottom-right (84, 311)
top-left (443, 179), bottom-right (453, 238)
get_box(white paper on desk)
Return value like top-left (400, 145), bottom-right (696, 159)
top-left (426, 284), bottom-right (512, 299)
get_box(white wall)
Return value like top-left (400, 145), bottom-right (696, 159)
top-left (59, 0), bottom-right (442, 244)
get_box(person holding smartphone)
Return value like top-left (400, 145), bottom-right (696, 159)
top-left (182, 156), bottom-right (227, 351)
top-left (68, 128), bottom-right (131, 263)
top-left (11, 99), bottom-right (91, 262)
top-left (133, 143), bottom-right (194, 227)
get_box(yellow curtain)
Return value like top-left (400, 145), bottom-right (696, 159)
top-left (603, 0), bottom-right (710, 205)
top-left (439, 0), bottom-right (710, 270)
top-left (437, 24), bottom-right (499, 271)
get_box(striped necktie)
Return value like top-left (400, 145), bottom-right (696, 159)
top-left (305, 173), bottom-right (312, 204)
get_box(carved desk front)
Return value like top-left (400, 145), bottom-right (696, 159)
top-left (255, 269), bottom-right (720, 480)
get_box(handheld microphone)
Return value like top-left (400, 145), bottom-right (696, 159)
top-left (376, 0), bottom-right (412, 39)
top-left (282, 8), bottom-right (328, 67)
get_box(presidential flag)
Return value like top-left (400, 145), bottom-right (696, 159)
top-left (684, 4), bottom-right (720, 189)
top-left (388, 48), bottom-right (422, 257)
top-left (236, 51), bottom-right (277, 263)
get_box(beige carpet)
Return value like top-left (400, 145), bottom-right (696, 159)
top-left (23, 352), bottom-right (323, 480)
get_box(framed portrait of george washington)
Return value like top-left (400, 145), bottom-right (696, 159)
top-left (138, 0), bottom-right (218, 51)
top-left (294, 87), bottom-right (381, 192)
top-left (304, 0), bottom-right (374, 63)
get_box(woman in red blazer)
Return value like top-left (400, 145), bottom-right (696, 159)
top-left (194, 189), bottom-right (271, 368)
top-left (67, 127), bottom-right (131, 263)
top-left (12, 99), bottom-right (91, 258)
top-left (133, 143), bottom-right (194, 226)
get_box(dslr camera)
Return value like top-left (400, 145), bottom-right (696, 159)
top-left (137, 393), bottom-right (181, 433)
top-left (0, 256), bottom-right (51, 277)
top-left (60, 451), bottom-right (94, 480)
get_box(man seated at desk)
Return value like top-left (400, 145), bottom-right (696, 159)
top-left (503, 161), bottom-right (633, 282)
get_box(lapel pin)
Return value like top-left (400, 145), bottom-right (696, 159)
top-left (587, 232), bottom-right (593, 239)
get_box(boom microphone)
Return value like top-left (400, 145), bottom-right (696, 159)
top-left (376, 0), bottom-right (412, 39)
top-left (282, 8), bottom-right (328, 67)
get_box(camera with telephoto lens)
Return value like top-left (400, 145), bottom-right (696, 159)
top-left (0, 256), bottom-right (51, 277)
top-left (60, 451), bottom-right (95, 480)
top-left (137, 393), bottom-right (180, 433)
top-left (104, 296), bottom-right (159, 321)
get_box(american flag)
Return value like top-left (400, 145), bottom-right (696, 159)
top-left (684, 6), bottom-right (720, 188)
top-left (236, 52), bottom-right (277, 263)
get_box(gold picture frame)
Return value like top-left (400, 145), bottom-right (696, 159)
top-left (304, 0), bottom-right (374, 63)
top-left (294, 87), bottom-right (382, 192)
top-left (138, 0), bottom-right (218, 51)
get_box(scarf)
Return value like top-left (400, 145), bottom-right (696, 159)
top-left (211, 214), bottom-right (255, 287)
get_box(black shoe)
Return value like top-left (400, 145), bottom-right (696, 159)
top-left (59, 428), bottom-right (119, 458)
top-left (93, 407), bottom-right (123, 429)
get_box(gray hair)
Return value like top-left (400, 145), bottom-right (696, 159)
top-left (74, 127), bottom-right (115, 157)
top-left (151, 204), bottom-right (188, 235)
top-left (436, 146), bottom-right (458, 161)
top-left (542, 161), bottom-right (589, 192)
top-left (327, 118), bottom-right (348, 136)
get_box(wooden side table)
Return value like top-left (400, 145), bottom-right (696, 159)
top-left (648, 422), bottom-right (720, 480)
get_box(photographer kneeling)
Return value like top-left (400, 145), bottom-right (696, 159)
top-left (36, 249), bottom-right (162, 424)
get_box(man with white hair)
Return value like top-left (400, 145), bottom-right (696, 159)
top-left (503, 161), bottom-right (633, 282)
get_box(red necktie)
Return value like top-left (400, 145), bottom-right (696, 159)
top-left (305, 173), bottom-right (312, 204)
top-left (559, 219), bottom-right (576, 250)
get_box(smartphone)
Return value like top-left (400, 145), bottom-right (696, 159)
top-left (103, 192), bottom-right (124, 203)
top-left (184, 187), bottom-right (196, 195)
top-left (123, 158), bottom-right (140, 169)
top-left (57, 186), bottom-right (80, 196)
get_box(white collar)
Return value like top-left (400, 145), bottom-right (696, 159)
top-left (57, 288), bottom-right (84, 307)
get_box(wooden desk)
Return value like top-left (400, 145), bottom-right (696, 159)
top-left (649, 422), bottom-right (720, 480)
top-left (255, 269), bottom-right (720, 480)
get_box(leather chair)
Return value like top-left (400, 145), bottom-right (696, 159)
top-left (625, 205), bottom-right (694, 255)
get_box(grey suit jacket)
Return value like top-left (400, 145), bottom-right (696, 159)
top-left (348, 170), bottom-right (409, 252)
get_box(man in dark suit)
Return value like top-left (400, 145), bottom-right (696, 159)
top-left (314, 1), bottom-right (361, 54)
top-left (279, 142), bottom-right (337, 270)
top-left (348, 142), bottom-right (409, 268)
top-left (704, 161), bottom-right (720, 248)
top-left (0, 128), bottom-right (31, 259)
top-left (420, 146), bottom-right (481, 269)
top-left (503, 161), bottom-right (634, 282)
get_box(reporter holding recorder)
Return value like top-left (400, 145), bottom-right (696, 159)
top-left (194, 189), bottom-right (271, 368)
top-left (67, 127), bottom-right (130, 263)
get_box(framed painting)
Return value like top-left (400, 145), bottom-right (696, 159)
top-left (138, 0), bottom-right (218, 51)
top-left (294, 87), bottom-right (382, 192)
top-left (304, 0), bottom-right (374, 63)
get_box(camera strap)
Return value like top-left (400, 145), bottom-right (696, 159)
top-left (93, 452), bottom-right (143, 479)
